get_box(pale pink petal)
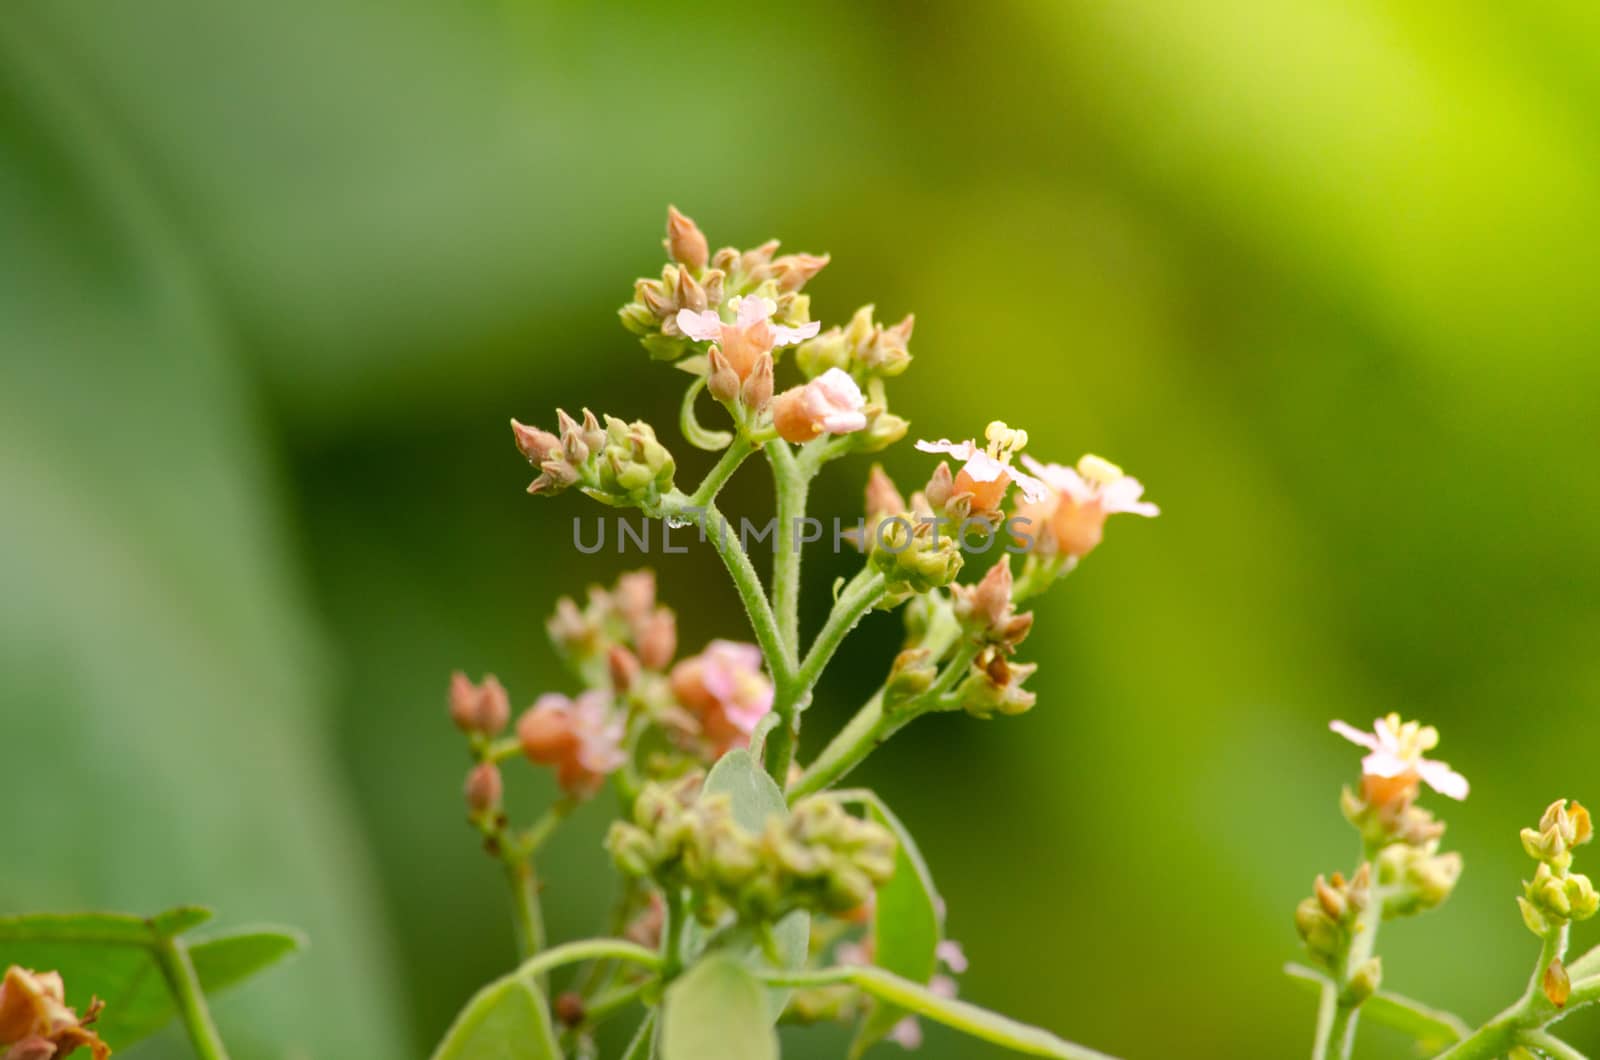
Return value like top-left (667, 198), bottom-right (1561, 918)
top-left (1417, 758), bottom-right (1470, 800)
top-left (770, 319), bottom-right (822, 346)
top-left (961, 450), bottom-right (1009, 484)
top-left (935, 940), bottom-right (968, 973)
top-left (533, 691), bottom-right (573, 712)
top-left (915, 438), bottom-right (979, 461)
top-left (889, 1017), bottom-right (924, 1050)
top-left (735, 295), bottom-right (778, 329)
top-left (1008, 467), bottom-right (1051, 503)
top-left (1101, 476), bottom-right (1160, 517)
top-left (676, 308), bottom-right (724, 342)
top-left (1330, 719), bottom-right (1383, 753)
top-left (1360, 749), bottom-right (1412, 779)
top-left (929, 975), bottom-right (958, 999)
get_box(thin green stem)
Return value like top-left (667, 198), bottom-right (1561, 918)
top-left (513, 938), bottom-right (662, 981)
top-left (793, 568), bottom-right (888, 696)
top-left (661, 890), bottom-right (688, 981)
top-left (621, 1011), bottom-right (657, 1060)
top-left (504, 859), bottom-right (543, 963)
top-left (154, 938), bottom-right (229, 1060)
top-left (1519, 1029), bottom-right (1586, 1060)
top-left (789, 628), bottom-right (976, 799)
top-left (766, 443), bottom-right (809, 653)
top-left (1437, 924), bottom-right (1572, 1060)
top-left (689, 435), bottom-right (754, 507)
top-left (659, 495), bottom-right (791, 685)
top-left (1309, 980), bottom-right (1337, 1060)
top-left (578, 980), bottom-right (651, 1030)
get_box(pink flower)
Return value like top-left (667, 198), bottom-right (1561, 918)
top-left (1331, 714), bottom-right (1469, 805)
top-left (670, 640), bottom-right (775, 753)
top-left (917, 431), bottom-right (1048, 512)
top-left (935, 940), bottom-right (968, 974)
top-left (772, 368), bottom-right (868, 443)
top-left (889, 1017), bottom-right (924, 1050)
top-left (676, 296), bottom-right (820, 379)
top-left (517, 691), bottom-right (626, 798)
top-left (1013, 453), bottom-right (1158, 559)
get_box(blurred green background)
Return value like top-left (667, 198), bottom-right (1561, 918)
top-left (4, 1), bottom-right (1599, 1056)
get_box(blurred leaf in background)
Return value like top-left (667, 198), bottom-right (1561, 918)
top-left (3, 0), bottom-right (1598, 1057)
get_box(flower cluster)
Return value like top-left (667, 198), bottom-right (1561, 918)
top-left (1519, 799), bottom-right (1598, 938)
top-left (440, 209), bottom-right (1165, 1060)
top-left (606, 775), bottom-right (897, 926)
top-left (0, 966), bottom-right (109, 1060)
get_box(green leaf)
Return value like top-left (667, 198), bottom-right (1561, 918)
top-left (838, 792), bottom-right (942, 1056)
top-left (826, 965), bottom-right (1118, 1060)
top-left (680, 373), bottom-right (734, 452)
top-left (1283, 962), bottom-right (1469, 1050)
top-left (429, 968), bottom-right (562, 1060)
top-left (661, 955), bottom-right (778, 1060)
top-left (688, 750), bottom-right (811, 1020)
top-left (0, 909), bottom-right (304, 1050)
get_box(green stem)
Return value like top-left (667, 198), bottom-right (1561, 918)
top-left (1437, 924), bottom-right (1571, 1060)
top-left (1308, 980), bottom-right (1337, 1060)
top-left (661, 890), bottom-right (688, 981)
top-left (513, 938), bottom-right (662, 981)
top-left (1519, 1029), bottom-right (1586, 1060)
top-left (154, 937), bottom-right (230, 1060)
top-left (689, 435), bottom-right (754, 507)
top-left (766, 443), bottom-right (809, 652)
top-left (659, 494), bottom-right (791, 686)
top-left (578, 980), bottom-right (651, 1029)
top-left (793, 568), bottom-right (888, 696)
top-left (621, 1011), bottom-right (658, 1060)
top-left (789, 629), bottom-right (976, 799)
top-left (504, 859), bottom-right (544, 963)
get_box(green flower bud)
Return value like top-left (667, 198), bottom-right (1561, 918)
top-left (1340, 958), bottom-right (1382, 1006)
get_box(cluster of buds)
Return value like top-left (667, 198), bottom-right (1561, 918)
top-left (1518, 799), bottom-right (1598, 938)
top-left (867, 512), bottom-right (964, 595)
top-left (619, 207), bottom-right (826, 363)
top-left (795, 303), bottom-right (914, 381)
top-left (546, 569), bottom-right (679, 680)
top-left (0, 966), bottom-right (109, 1060)
top-left (449, 672), bottom-right (510, 738)
top-left (607, 776), bottom-right (897, 926)
top-left (516, 691), bottom-right (627, 799)
top-left (1295, 867), bottom-right (1381, 998)
top-left (949, 557), bottom-right (1038, 718)
top-left (512, 411), bottom-right (675, 506)
top-left (1374, 840), bottom-right (1462, 919)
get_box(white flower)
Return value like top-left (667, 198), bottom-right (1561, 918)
top-left (1330, 714), bottom-right (1469, 801)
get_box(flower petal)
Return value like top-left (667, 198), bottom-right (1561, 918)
top-left (915, 438), bottom-right (978, 461)
top-left (1329, 719), bottom-right (1382, 753)
top-left (1418, 758), bottom-right (1470, 800)
top-left (676, 308), bottom-right (724, 342)
top-left (1102, 476), bottom-right (1160, 517)
top-left (1008, 467), bottom-right (1051, 503)
top-left (735, 295), bottom-right (778, 329)
top-left (770, 319), bottom-right (822, 346)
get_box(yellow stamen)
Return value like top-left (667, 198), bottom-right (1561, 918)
top-left (1077, 454), bottom-right (1124, 486)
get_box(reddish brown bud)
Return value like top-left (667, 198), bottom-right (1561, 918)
top-left (608, 645), bottom-right (641, 693)
top-left (773, 252), bottom-right (830, 293)
top-left (637, 607), bottom-right (677, 670)
top-left (554, 991), bottom-right (586, 1027)
top-left (674, 264), bottom-right (707, 312)
top-left (511, 419), bottom-right (560, 463)
top-left (865, 465), bottom-right (906, 518)
top-left (924, 462), bottom-right (955, 509)
top-left (614, 570), bottom-right (656, 625)
top-left (517, 703), bottom-right (575, 763)
top-left (741, 352), bottom-right (774, 412)
top-left (665, 206), bottom-right (709, 271)
top-left (972, 556), bottom-right (1014, 629)
top-left (464, 763), bottom-right (503, 815)
top-left (449, 672), bottom-right (510, 735)
top-left (1545, 956), bottom-right (1571, 1007)
top-left (707, 347), bottom-right (740, 403)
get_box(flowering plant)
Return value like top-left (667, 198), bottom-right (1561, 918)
top-left (441, 207), bottom-right (1159, 1059)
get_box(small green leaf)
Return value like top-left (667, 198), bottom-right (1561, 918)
top-left (839, 792), bottom-right (942, 1055)
top-left (1283, 963), bottom-right (1469, 1050)
top-left (680, 373), bottom-right (734, 452)
top-left (689, 750), bottom-right (811, 1020)
top-left (0, 910), bottom-right (303, 1050)
top-left (430, 968), bottom-right (562, 1060)
top-left (661, 955), bottom-right (777, 1060)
